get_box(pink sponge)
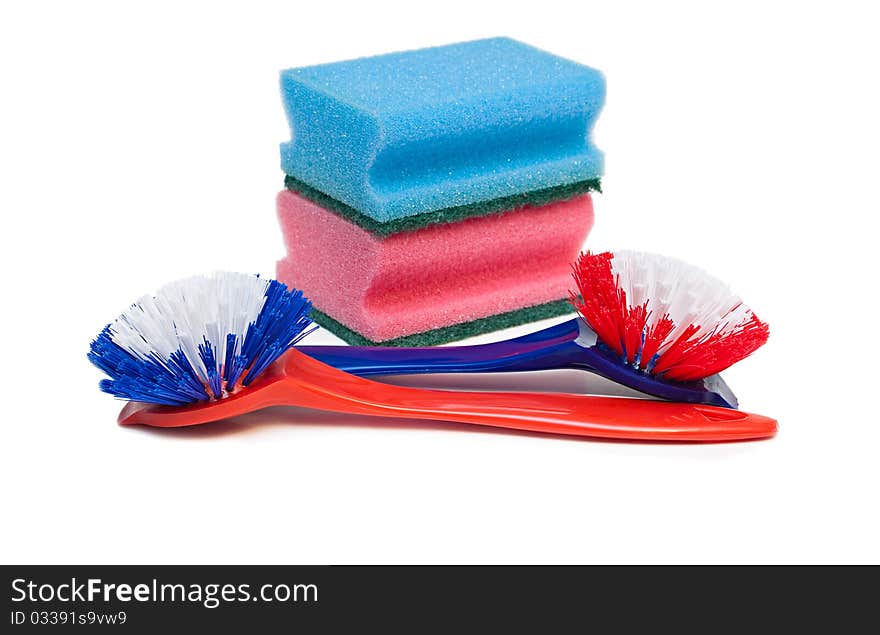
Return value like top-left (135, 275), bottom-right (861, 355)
top-left (276, 190), bottom-right (594, 345)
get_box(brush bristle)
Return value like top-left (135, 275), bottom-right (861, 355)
top-left (88, 273), bottom-right (316, 406)
top-left (570, 251), bottom-right (769, 382)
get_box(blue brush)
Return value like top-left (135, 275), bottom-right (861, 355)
top-left (298, 248), bottom-right (772, 411)
top-left (298, 318), bottom-right (738, 409)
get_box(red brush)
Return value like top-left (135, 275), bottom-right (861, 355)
top-left (571, 250), bottom-right (769, 382)
top-left (88, 271), bottom-right (776, 441)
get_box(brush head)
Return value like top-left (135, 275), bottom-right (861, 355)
top-left (88, 273), bottom-right (316, 406)
top-left (570, 251), bottom-right (769, 382)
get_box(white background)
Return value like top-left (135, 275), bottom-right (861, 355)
top-left (1, 1), bottom-right (877, 564)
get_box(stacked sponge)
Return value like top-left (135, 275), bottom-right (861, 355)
top-left (276, 37), bottom-right (605, 346)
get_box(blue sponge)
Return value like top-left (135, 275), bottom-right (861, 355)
top-left (280, 37), bottom-right (605, 223)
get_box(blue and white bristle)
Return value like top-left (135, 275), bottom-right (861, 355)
top-left (88, 273), bottom-right (316, 406)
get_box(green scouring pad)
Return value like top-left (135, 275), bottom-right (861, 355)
top-left (309, 300), bottom-right (575, 347)
top-left (285, 175), bottom-right (601, 237)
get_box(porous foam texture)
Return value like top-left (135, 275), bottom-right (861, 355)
top-left (280, 37), bottom-right (605, 223)
top-left (276, 189), bottom-right (593, 345)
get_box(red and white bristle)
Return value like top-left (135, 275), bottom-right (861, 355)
top-left (570, 251), bottom-right (769, 382)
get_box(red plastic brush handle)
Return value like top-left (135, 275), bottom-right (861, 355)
top-left (118, 350), bottom-right (777, 442)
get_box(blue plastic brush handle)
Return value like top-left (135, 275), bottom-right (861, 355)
top-left (298, 319), bottom-right (738, 409)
